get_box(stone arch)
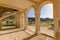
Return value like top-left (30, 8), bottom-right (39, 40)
top-left (39, 1), bottom-right (53, 18)
top-left (23, 5), bottom-right (35, 30)
top-left (39, 0), bottom-right (54, 37)
top-left (25, 5), bottom-right (35, 14)
top-left (39, 1), bottom-right (53, 10)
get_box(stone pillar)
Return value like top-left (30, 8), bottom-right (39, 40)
top-left (34, 6), bottom-right (40, 35)
top-left (19, 12), bottom-right (26, 29)
top-left (53, 2), bottom-right (60, 40)
top-left (15, 12), bottom-right (20, 28)
top-left (19, 13), bottom-right (23, 28)
top-left (0, 14), bottom-right (3, 30)
top-left (23, 13), bottom-right (28, 30)
top-left (0, 20), bottom-right (2, 30)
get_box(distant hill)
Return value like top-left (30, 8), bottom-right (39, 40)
top-left (40, 18), bottom-right (53, 21)
top-left (28, 17), bottom-right (53, 21)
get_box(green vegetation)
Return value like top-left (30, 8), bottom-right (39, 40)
top-left (40, 21), bottom-right (54, 26)
top-left (28, 21), bottom-right (54, 27)
top-left (2, 15), bottom-right (15, 28)
top-left (3, 23), bottom-right (15, 27)
top-left (2, 16), bottom-right (54, 29)
top-left (28, 22), bottom-right (35, 26)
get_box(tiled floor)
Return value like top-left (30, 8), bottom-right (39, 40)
top-left (29, 35), bottom-right (54, 40)
top-left (27, 26), bottom-right (54, 37)
top-left (0, 26), bottom-right (54, 40)
top-left (0, 31), bottom-right (30, 40)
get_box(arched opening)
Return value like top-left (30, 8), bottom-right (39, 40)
top-left (27, 7), bottom-right (35, 33)
top-left (2, 11), bottom-right (16, 29)
top-left (40, 3), bottom-right (54, 37)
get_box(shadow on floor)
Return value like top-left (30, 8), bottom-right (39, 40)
top-left (0, 29), bottom-right (25, 35)
top-left (23, 34), bottom-right (37, 40)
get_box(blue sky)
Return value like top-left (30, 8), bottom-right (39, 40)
top-left (28, 3), bottom-right (53, 19)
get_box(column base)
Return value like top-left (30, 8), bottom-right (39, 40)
top-left (34, 31), bottom-right (41, 35)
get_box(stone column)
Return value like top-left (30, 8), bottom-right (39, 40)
top-left (15, 11), bottom-right (20, 28)
top-left (0, 14), bottom-right (3, 30)
top-left (23, 13), bottom-right (28, 30)
top-left (53, 2), bottom-right (60, 40)
top-left (0, 20), bottom-right (2, 30)
top-left (34, 6), bottom-right (40, 35)
top-left (19, 13), bottom-right (23, 28)
top-left (19, 12), bottom-right (26, 29)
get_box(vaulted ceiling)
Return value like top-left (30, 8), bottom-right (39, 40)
top-left (0, 0), bottom-right (52, 10)
top-left (0, 0), bottom-right (54, 12)
top-left (0, 0), bottom-right (32, 11)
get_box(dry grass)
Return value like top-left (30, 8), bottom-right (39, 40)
top-left (28, 21), bottom-right (54, 27)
